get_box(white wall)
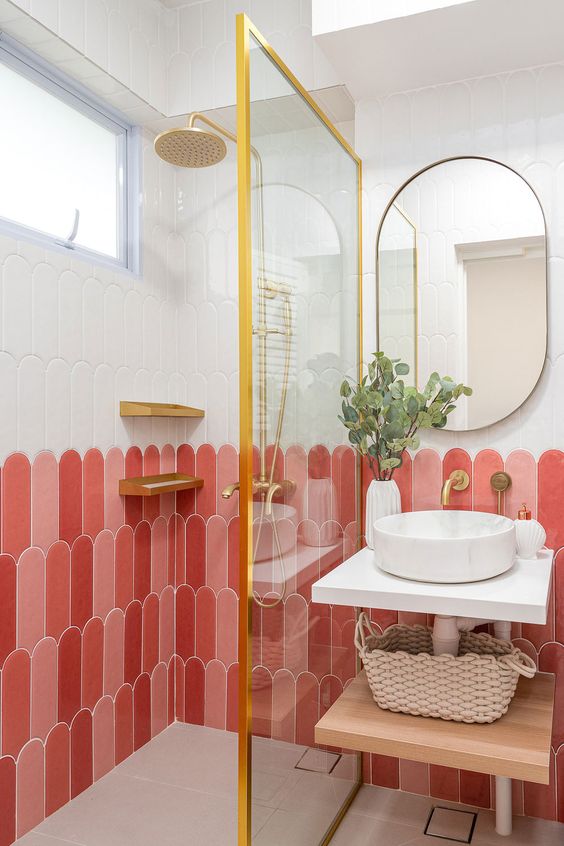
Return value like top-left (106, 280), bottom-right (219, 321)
top-left (3, 0), bottom-right (341, 118)
top-left (466, 254), bottom-right (545, 428)
top-left (5, 0), bottom-right (170, 113)
top-left (359, 62), bottom-right (564, 457)
top-left (0, 0), bottom-right (187, 462)
top-left (0, 128), bottom-right (206, 463)
top-left (165, 0), bottom-right (341, 115)
top-left (0, 0), bottom-right (353, 460)
top-left (173, 115), bottom-right (360, 453)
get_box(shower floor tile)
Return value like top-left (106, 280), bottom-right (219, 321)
top-left (14, 724), bottom-right (564, 846)
top-left (35, 770), bottom-right (237, 846)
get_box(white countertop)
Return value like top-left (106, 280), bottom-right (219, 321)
top-left (312, 546), bottom-right (553, 624)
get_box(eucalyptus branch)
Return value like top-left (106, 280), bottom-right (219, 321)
top-left (338, 353), bottom-right (472, 481)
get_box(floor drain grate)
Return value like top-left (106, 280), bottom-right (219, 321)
top-left (424, 806), bottom-right (477, 843)
top-left (294, 748), bottom-right (341, 774)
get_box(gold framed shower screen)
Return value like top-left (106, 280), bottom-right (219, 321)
top-left (236, 14), bottom-right (364, 845)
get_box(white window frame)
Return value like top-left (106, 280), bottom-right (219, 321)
top-left (0, 32), bottom-right (140, 274)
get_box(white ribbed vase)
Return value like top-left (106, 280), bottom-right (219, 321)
top-left (365, 479), bottom-right (401, 550)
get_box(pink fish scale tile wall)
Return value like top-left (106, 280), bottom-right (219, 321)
top-left (0, 445), bottom-right (178, 845)
top-left (174, 442), bottom-right (359, 743)
top-left (363, 447), bottom-right (564, 824)
top-left (2, 440), bottom-right (564, 845)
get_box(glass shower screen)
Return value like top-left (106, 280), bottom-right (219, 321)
top-left (236, 15), bottom-right (362, 846)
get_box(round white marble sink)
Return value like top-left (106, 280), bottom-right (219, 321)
top-left (253, 503), bottom-right (296, 562)
top-left (373, 510), bottom-right (516, 583)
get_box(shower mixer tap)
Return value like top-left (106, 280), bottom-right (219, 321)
top-left (221, 478), bottom-right (295, 505)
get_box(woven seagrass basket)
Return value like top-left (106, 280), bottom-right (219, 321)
top-left (355, 612), bottom-right (536, 724)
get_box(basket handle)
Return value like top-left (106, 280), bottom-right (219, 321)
top-left (499, 650), bottom-right (537, 679)
top-left (354, 611), bottom-right (380, 654)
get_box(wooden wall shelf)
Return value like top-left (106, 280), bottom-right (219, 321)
top-left (119, 473), bottom-right (204, 497)
top-left (315, 671), bottom-right (554, 784)
top-left (120, 401), bottom-right (204, 418)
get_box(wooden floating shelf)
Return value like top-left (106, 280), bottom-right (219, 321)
top-left (119, 473), bottom-right (204, 497)
top-left (120, 401), bottom-right (204, 418)
top-left (315, 671), bottom-right (554, 784)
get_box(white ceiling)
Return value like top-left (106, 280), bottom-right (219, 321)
top-left (312, 0), bottom-right (476, 34)
top-left (145, 84), bottom-right (355, 140)
top-left (314, 0), bottom-right (564, 100)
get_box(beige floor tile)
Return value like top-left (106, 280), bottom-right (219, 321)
top-left (252, 771), bottom-right (290, 802)
top-left (252, 766), bottom-right (304, 808)
top-left (15, 836), bottom-right (83, 846)
top-left (251, 803), bottom-right (276, 839)
top-left (328, 811), bottom-right (423, 846)
top-left (277, 767), bottom-right (358, 815)
top-left (473, 810), bottom-right (564, 846)
top-left (252, 808), bottom-right (339, 846)
top-left (116, 723), bottom-right (237, 797)
top-left (36, 772), bottom-right (237, 846)
top-left (345, 784), bottom-right (434, 827)
top-left (21, 723), bottom-right (564, 846)
top-left (251, 737), bottom-right (306, 774)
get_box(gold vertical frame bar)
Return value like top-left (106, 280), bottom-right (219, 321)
top-left (236, 13), bottom-right (363, 845)
top-left (236, 13), bottom-right (252, 846)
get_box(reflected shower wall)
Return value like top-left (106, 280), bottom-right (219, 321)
top-left (242, 24), bottom-right (362, 846)
top-left (377, 203), bottom-right (417, 382)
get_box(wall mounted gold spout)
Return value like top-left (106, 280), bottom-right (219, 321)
top-left (221, 482), bottom-right (240, 499)
top-left (441, 470), bottom-right (470, 507)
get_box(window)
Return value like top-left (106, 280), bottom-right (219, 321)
top-left (0, 34), bottom-right (138, 270)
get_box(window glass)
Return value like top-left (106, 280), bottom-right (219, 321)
top-left (0, 51), bottom-right (127, 261)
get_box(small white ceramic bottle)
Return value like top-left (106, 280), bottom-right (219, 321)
top-left (514, 503), bottom-right (546, 559)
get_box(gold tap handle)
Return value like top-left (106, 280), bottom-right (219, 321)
top-left (490, 472), bottom-right (512, 516)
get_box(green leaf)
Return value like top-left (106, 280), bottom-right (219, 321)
top-left (380, 457), bottom-right (401, 470)
top-left (389, 382), bottom-right (404, 399)
top-left (337, 352), bottom-right (472, 477)
top-left (381, 421), bottom-right (405, 441)
top-left (406, 395), bottom-right (419, 416)
top-left (342, 404), bottom-right (358, 423)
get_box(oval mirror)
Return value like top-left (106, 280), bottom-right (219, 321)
top-left (376, 157), bottom-right (547, 431)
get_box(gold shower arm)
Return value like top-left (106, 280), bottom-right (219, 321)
top-left (187, 112), bottom-right (237, 145)
top-left (186, 113), bottom-right (263, 184)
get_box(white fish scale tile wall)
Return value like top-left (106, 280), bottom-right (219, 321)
top-left (359, 63), bottom-right (564, 459)
top-left (6, 0), bottom-right (334, 119)
top-left (0, 0), bottom-right (366, 463)
top-left (0, 127), bottom-right (229, 461)
top-left (8, 0), bottom-right (170, 113)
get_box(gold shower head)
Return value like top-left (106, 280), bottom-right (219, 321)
top-left (154, 125), bottom-right (227, 168)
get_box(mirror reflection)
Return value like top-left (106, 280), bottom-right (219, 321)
top-left (377, 157), bottom-right (547, 430)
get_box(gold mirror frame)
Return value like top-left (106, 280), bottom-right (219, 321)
top-left (375, 155), bottom-right (548, 431)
